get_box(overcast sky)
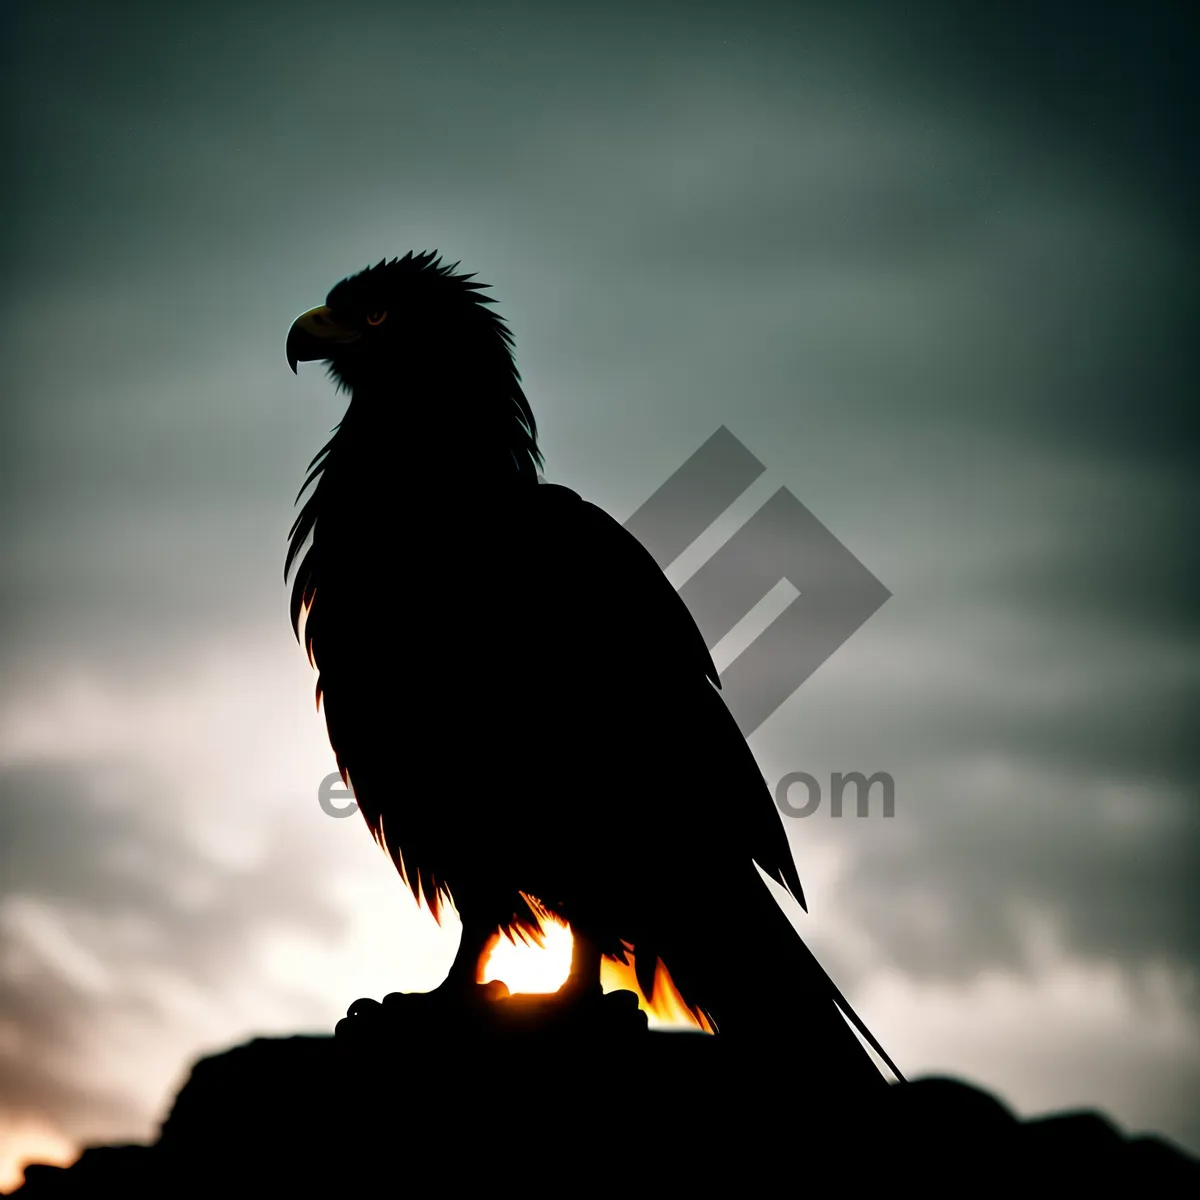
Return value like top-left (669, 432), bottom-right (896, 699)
top-left (3, 0), bottom-right (1197, 1185)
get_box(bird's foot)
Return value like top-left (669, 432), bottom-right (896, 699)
top-left (417, 976), bottom-right (512, 1008)
top-left (335, 978), bottom-right (648, 1043)
top-left (335, 979), bottom-right (510, 1042)
top-left (496, 982), bottom-right (648, 1038)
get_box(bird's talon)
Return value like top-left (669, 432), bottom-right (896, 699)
top-left (380, 980), bottom-right (511, 1011)
top-left (601, 988), bottom-right (642, 1013)
top-left (555, 980), bottom-right (604, 1004)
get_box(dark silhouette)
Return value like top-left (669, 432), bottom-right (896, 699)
top-left (282, 251), bottom-right (899, 1091)
top-left (13, 254), bottom-right (1199, 1197)
top-left (13, 1030), bottom-right (1198, 1194)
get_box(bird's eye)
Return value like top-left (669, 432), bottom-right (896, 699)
top-left (366, 311), bottom-right (388, 326)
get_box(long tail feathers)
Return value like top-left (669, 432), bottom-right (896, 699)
top-left (790, 930), bottom-right (906, 1083)
top-left (674, 865), bottom-right (903, 1091)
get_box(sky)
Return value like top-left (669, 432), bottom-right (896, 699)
top-left (3, 0), bottom-right (1198, 1185)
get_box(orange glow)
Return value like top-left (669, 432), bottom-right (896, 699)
top-left (298, 591), bottom-right (319, 674)
top-left (480, 902), bottom-right (713, 1033)
top-left (482, 913), bottom-right (575, 994)
top-left (0, 1118), bottom-right (78, 1194)
top-left (601, 949), bottom-right (715, 1034)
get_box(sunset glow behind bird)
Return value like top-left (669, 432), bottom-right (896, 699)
top-left (479, 906), bottom-right (714, 1033)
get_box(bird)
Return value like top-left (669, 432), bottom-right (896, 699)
top-left (284, 250), bottom-right (901, 1094)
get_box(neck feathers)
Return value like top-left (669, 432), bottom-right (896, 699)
top-left (285, 375), bottom-right (543, 646)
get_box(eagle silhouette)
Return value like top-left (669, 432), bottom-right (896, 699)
top-left (285, 251), bottom-right (900, 1091)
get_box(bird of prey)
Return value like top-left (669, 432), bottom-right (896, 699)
top-left (285, 251), bottom-right (900, 1091)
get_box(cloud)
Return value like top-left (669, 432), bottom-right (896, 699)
top-left (0, 648), bottom-right (462, 1160)
top-left (3, 0), bottom-right (1195, 1171)
top-left (852, 922), bottom-right (1200, 1155)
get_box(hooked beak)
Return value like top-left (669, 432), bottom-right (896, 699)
top-left (286, 306), bottom-right (362, 373)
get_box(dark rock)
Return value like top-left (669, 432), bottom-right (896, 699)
top-left (13, 995), bottom-right (1200, 1195)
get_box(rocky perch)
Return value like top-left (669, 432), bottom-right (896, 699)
top-left (14, 990), bottom-right (1200, 1194)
